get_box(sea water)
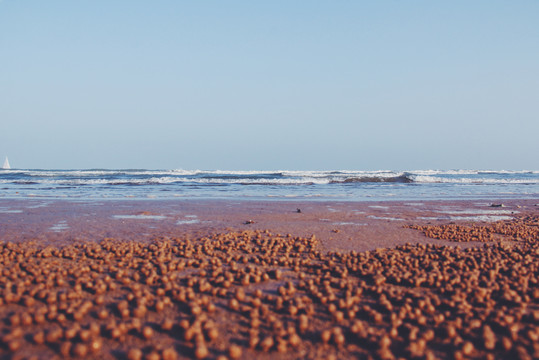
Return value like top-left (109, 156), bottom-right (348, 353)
top-left (0, 169), bottom-right (537, 201)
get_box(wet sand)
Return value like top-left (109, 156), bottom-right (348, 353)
top-left (1, 199), bottom-right (536, 250)
top-left (0, 199), bottom-right (538, 359)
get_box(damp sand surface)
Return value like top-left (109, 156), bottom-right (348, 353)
top-left (1, 199), bottom-right (535, 251)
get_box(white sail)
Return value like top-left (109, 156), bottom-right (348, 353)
top-left (2, 156), bottom-right (10, 169)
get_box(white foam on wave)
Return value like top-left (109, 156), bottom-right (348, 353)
top-left (22, 176), bottom-right (331, 186)
top-left (266, 194), bottom-right (301, 198)
top-left (280, 169), bottom-right (398, 177)
top-left (200, 169), bottom-right (281, 176)
top-left (411, 169), bottom-right (539, 176)
top-left (412, 175), bottom-right (539, 184)
top-left (411, 170), bottom-right (481, 176)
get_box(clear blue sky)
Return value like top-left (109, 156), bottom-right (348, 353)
top-left (1, 1), bottom-right (538, 170)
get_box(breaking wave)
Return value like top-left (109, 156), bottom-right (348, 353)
top-left (0, 169), bottom-right (538, 186)
top-left (0, 168), bottom-right (538, 201)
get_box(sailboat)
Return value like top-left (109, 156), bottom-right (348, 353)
top-left (2, 156), bottom-right (10, 169)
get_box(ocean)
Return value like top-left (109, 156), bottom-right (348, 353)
top-left (0, 169), bottom-right (538, 201)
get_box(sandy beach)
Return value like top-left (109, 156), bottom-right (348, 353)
top-left (0, 199), bottom-right (538, 359)
top-left (1, 198), bottom-right (536, 249)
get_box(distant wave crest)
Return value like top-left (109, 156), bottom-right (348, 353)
top-left (331, 175), bottom-right (414, 184)
top-left (1, 169), bottom-right (538, 186)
